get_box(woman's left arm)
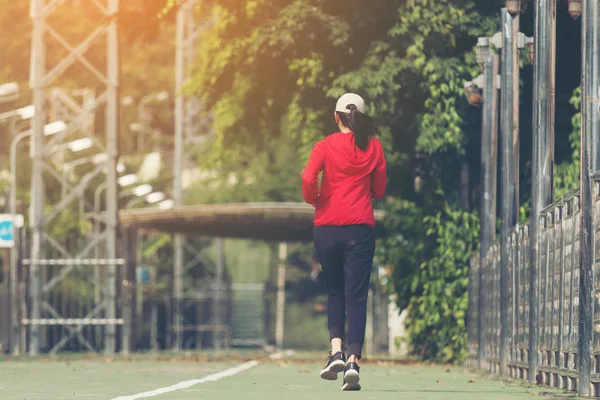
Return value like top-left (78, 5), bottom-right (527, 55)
top-left (301, 141), bottom-right (325, 206)
top-left (371, 141), bottom-right (387, 199)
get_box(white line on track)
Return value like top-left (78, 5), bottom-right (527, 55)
top-left (110, 360), bottom-right (259, 400)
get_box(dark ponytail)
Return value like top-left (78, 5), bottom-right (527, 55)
top-left (336, 104), bottom-right (375, 151)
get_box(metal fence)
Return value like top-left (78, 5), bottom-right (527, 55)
top-left (468, 190), bottom-right (588, 392)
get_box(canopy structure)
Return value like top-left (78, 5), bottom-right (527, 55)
top-left (117, 202), bottom-right (386, 242)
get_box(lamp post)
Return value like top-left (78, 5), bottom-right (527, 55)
top-left (137, 91), bottom-right (169, 152)
top-left (489, 8), bottom-right (531, 376)
top-left (497, 9), bottom-right (520, 377)
top-left (130, 123), bottom-right (162, 152)
top-left (61, 154), bottom-right (125, 199)
top-left (92, 176), bottom-right (144, 322)
top-left (61, 154), bottom-right (125, 218)
top-left (125, 191), bottom-right (164, 209)
top-left (578, 0), bottom-right (600, 395)
top-left (0, 105), bottom-right (35, 123)
top-left (473, 36), bottom-right (500, 370)
top-left (9, 120), bottom-right (68, 355)
top-left (527, 0), bottom-right (557, 384)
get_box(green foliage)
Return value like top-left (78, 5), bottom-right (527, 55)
top-left (554, 86), bottom-right (581, 198)
top-left (378, 198), bottom-right (479, 362)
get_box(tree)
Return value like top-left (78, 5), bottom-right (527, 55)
top-left (182, 0), bottom-right (500, 361)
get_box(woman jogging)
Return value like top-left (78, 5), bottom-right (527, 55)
top-left (301, 93), bottom-right (387, 391)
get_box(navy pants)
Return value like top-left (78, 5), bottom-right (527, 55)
top-left (313, 224), bottom-right (375, 359)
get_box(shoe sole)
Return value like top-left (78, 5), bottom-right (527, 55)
top-left (320, 360), bottom-right (346, 381)
top-left (342, 369), bottom-right (361, 391)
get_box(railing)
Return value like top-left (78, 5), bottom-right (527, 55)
top-left (467, 188), bottom-right (593, 392)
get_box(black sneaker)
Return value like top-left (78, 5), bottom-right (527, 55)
top-left (320, 351), bottom-right (346, 380)
top-left (342, 362), bottom-right (361, 391)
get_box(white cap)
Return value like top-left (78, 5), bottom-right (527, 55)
top-left (335, 93), bottom-right (365, 114)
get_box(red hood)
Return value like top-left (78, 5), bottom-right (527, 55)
top-left (324, 132), bottom-right (379, 173)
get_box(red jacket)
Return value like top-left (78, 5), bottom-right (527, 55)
top-left (301, 132), bottom-right (387, 228)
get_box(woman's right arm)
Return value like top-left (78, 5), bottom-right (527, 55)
top-left (301, 141), bottom-right (325, 206)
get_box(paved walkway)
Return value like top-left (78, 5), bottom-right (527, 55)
top-left (0, 357), bottom-right (578, 400)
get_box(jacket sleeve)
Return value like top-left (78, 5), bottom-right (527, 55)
top-left (371, 141), bottom-right (387, 199)
top-left (301, 141), bottom-right (325, 206)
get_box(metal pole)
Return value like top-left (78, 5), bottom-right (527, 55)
top-left (511, 18), bottom-right (520, 226)
top-left (460, 162), bottom-right (469, 210)
top-left (135, 234), bottom-right (143, 349)
top-left (214, 238), bottom-right (224, 350)
top-left (137, 96), bottom-right (154, 153)
top-left (529, 0), bottom-right (556, 383)
top-left (275, 242), bottom-right (287, 349)
top-left (104, 0), bottom-right (120, 356)
top-left (509, 13), bottom-right (521, 380)
top-left (29, 0), bottom-right (46, 356)
top-left (150, 270), bottom-right (158, 351)
top-left (10, 130), bottom-right (32, 355)
top-left (93, 182), bottom-right (106, 346)
top-left (172, 4), bottom-right (185, 353)
top-left (137, 101), bottom-right (145, 152)
top-left (578, 0), bottom-right (600, 395)
top-left (498, 9), bottom-right (518, 376)
top-left (479, 51), bottom-right (499, 369)
top-left (122, 226), bottom-right (136, 356)
top-left (94, 182), bottom-right (106, 294)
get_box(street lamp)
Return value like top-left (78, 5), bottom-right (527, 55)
top-left (17, 105), bottom-right (35, 120)
top-left (9, 119), bottom-right (78, 329)
top-left (158, 199), bottom-right (174, 210)
top-left (568, 0), bottom-right (581, 19)
top-left (10, 120), bottom-right (68, 219)
top-left (475, 38), bottom-right (490, 67)
top-left (117, 174), bottom-right (139, 187)
top-left (94, 180), bottom-right (149, 233)
top-left (67, 138), bottom-right (93, 152)
top-left (123, 185), bottom-right (154, 208)
top-left (474, 34), bottom-right (500, 370)
top-left (146, 192), bottom-right (165, 204)
top-left (121, 96), bottom-right (134, 106)
top-left (155, 91), bottom-right (169, 102)
top-left (61, 153), bottom-right (125, 198)
top-left (94, 179), bottom-right (146, 220)
top-left (127, 191), bottom-right (165, 208)
top-left (138, 91), bottom-right (170, 152)
top-left (464, 75), bottom-right (485, 107)
top-left (0, 82), bottom-right (19, 103)
top-left (506, 0), bottom-right (520, 17)
top-left (43, 120), bottom-right (67, 136)
top-left (131, 184), bottom-right (153, 197)
top-left (0, 104), bottom-right (35, 123)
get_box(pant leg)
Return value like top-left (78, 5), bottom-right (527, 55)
top-left (343, 225), bottom-right (375, 359)
top-left (314, 226), bottom-right (346, 341)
